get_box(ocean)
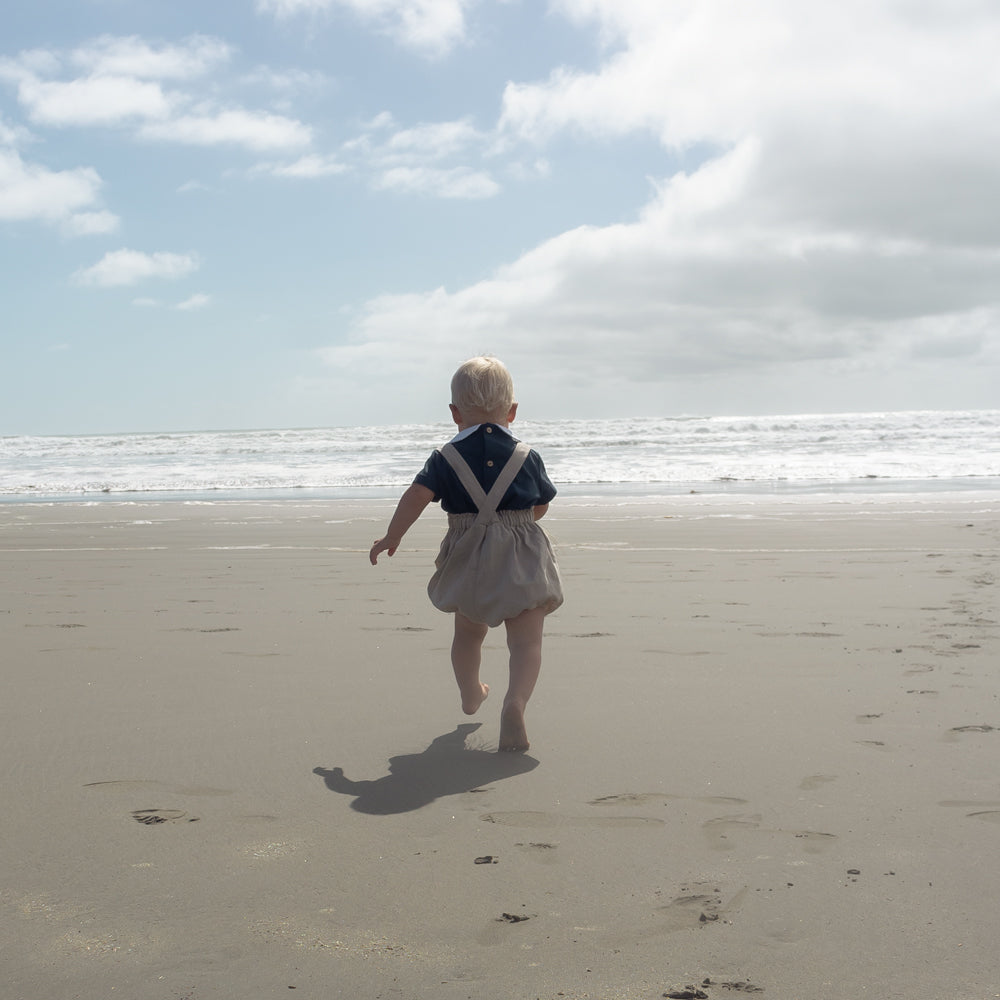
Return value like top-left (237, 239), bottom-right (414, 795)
top-left (1, 410), bottom-right (998, 503)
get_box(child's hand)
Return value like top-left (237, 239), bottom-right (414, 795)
top-left (369, 537), bottom-right (397, 565)
top-left (368, 484), bottom-right (433, 565)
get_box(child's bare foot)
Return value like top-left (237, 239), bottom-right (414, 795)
top-left (499, 702), bottom-right (529, 752)
top-left (461, 682), bottom-right (489, 715)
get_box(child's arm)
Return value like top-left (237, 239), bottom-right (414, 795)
top-left (533, 503), bottom-right (549, 521)
top-left (369, 483), bottom-right (435, 564)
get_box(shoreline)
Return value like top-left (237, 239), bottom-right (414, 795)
top-left (2, 473), bottom-right (1000, 508)
top-left (2, 496), bottom-right (998, 999)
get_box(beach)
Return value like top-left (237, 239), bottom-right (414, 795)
top-left (2, 494), bottom-right (998, 999)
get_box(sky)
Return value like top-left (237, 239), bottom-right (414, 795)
top-left (2, 0), bottom-right (998, 435)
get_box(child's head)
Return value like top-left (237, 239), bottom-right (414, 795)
top-left (450, 356), bottom-right (515, 423)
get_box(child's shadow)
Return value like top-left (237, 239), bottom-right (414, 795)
top-left (313, 723), bottom-right (538, 815)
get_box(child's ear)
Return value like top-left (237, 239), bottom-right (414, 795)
top-left (449, 403), bottom-right (462, 425)
top-left (507, 402), bottom-right (518, 423)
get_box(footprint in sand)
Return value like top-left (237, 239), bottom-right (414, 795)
top-left (86, 779), bottom-right (229, 825)
top-left (647, 882), bottom-right (749, 936)
top-left (967, 811), bottom-right (1000, 824)
top-left (480, 810), bottom-right (663, 829)
top-left (702, 814), bottom-right (837, 853)
top-left (656, 886), bottom-right (726, 931)
top-left (514, 842), bottom-right (558, 865)
top-left (165, 626), bottom-right (241, 633)
top-left (945, 724), bottom-right (999, 742)
top-left (588, 792), bottom-right (749, 807)
top-left (792, 830), bottom-right (839, 852)
top-left (131, 808), bottom-right (198, 825)
top-left (856, 739), bottom-right (889, 750)
top-left (702, 980), bottom-right (765, 994)
top-left (939, 801), bottom-right (1000, 824)
top-left (598, 881), bottom-right (748, 950)
top-left (86, 779), bottom-right (231, 797)
top-left (702, 815), bottom-right (763, 849)
top-left (799, 774), bottom-right (837, 791)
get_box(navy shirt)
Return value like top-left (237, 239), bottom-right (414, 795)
top-left (414, 424), bottom-right (557, 514)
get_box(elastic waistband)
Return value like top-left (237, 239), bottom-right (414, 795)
top-left (446, 508), bottom-right (536, 528)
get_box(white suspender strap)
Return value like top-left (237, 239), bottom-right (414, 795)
top-left (438, 441), bottom-right (531, 523)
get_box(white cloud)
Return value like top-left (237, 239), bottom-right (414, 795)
top-left (139, 108), bottom-right (312, 150)
top-left (241, 65), bottom-right (331, 94)
top-left (70, 34), bottom-right (231, 80)
top-left (8, 37), bottom-right (484, 192)
top-left (380, 119), bottom-right (482, 162)
top-left (336, 115), bottom-right (496, 196)
top-left (374, 165), bottom-right (498, 198)
top-left (309, 0), bottom-right (1000, 416)
top-left (0, 48), bottom-right (60, 80)
top-left (0, 114), bottom-right (29, 147)
top-left (73, 248), bottom-right (200, 287)
top-left (17, 74), bottom-right (173, 127)
top-left (318, 129), bottom-right (1000, 416)
top-left (60, 209), bottom-right (120, 236)
top-left (176, 293), bottom-right (211, 310)
top-left (251, 114), bottom-right (493, 192)
top-left (362, 110), bottom-right (395, 132)
top-left (499, 0), bottom-right (1000, 244)
top-left (2, 36), bottom-right (311, 156)
top-left (0, 148), bottom-right (118, 234)
top-left (254, 153), bottom-right (348, 178)
top-left (506, 157), bottom-right (550, 182)
top-left (503, 2), bottom-right (1000, 147)
top-left (256, 0), bottom-right (330, 12)
top-left (256, 0), bottom-right (472, 56)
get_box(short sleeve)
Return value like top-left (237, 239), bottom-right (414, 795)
top-left (413, 450), bottom-right (446, 502)
top-left (530, 452), bottom-right (557, 505)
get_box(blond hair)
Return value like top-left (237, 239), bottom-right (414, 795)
top-left (450, 356), bottom-right (515, 418)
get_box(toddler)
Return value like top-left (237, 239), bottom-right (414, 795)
top-left (369, 357), bottom-right (563, 751)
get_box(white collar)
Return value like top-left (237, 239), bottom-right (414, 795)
top-left (450, 423), bottom-right (516, 443)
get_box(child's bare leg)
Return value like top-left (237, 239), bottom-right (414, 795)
top-left (499, 606), bottom-right (546, 752)
top-left (452, 613), bottom-right (490, 714)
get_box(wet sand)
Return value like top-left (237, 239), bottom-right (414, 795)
top-left (1, 494), bottom-right (998, 999)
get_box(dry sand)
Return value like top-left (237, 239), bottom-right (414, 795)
top-left (1, 493), bottom-right (998, 1000)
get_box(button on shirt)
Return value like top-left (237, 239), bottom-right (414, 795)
top-left (414, 423), bottom-right (557, 514)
